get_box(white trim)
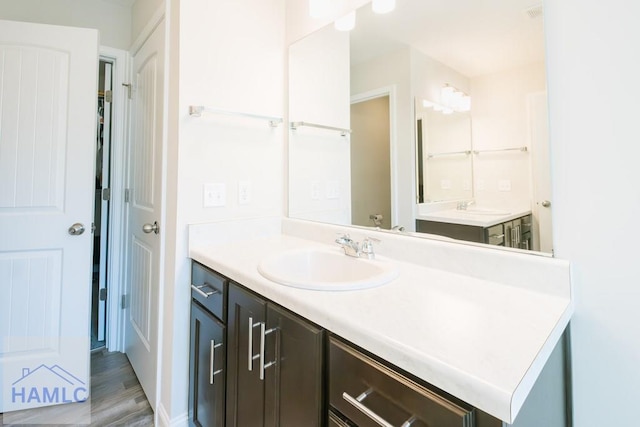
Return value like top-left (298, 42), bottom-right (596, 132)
top-left (130, 1), bottom-right (166, 56)
top-left (156, 402), bottom-right (188, 427)
top-left (351, 85), bottom-right (399, 227)
top-left (99, 46), bottom-right (130, 352)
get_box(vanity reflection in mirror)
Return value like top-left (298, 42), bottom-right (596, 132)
top-left (288, 0), bottom-right (553, 254)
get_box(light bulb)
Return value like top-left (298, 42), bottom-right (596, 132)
top-left (334, 10), bottom-right (356, 31)
top-left (441, 85), bottom-right (455, 107)
top-left (372, 0), bottom-right (396, 14)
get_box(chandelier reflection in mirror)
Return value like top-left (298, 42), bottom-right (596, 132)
top-left (309, 0), bottom-right (396, 32)
top-left (423, 85), bottom-right (471, 115)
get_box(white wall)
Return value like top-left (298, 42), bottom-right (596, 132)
top-left (159, 0), bottom-right (286, 422)
top-left (546, 0), bottom-right (640, 425)
top-left (471, 63), bottom-right (546, 211)
top-left (288, 25), bottom-right (351, 225)
top-left (0, 0), bottom-right (132, 50)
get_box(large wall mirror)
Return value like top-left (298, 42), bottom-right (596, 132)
top-left (288, 0), bottom-right (553, 255)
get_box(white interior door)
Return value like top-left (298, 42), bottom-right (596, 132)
top-left (125, 21), bottom-right (165, 410)
top-left (529, 91), bottom-right (553, 253)
top-left (0, 19), bottom-right (98, 417)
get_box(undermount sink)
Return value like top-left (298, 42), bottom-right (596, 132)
top-left (454, 208), bottom-right (511, 216)
top-left (257, 247), bottom-right (399, 291)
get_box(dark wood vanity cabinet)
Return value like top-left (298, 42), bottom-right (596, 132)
top-left (417, 214), bottom-right (533, 250)
top-left (329, 337), bottom-right (475, 427)
top-left (190, 261), bottom-right (565, 427)
top-left (189, 262), bottom-right (227, 427)
top-left (225, 283), bottom-right (325, 427)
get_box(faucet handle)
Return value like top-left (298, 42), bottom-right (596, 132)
top-left (335, 233), bottom-right (351, 244)
top-left (361, 236), bottom-right (380, 259)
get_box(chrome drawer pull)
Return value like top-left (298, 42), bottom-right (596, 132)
top-left (343, 390), bottom-right (393, 427)
top-left (259, 326), bottom-right (278, 381)
top-left (248, 317), bottom-right (262, 371)
top-left (209, 339), bottom-right (223, 384)
top-left (401, 415), bottom-right (418, 427)
top-left (191, 283), bottom-right (220, 298)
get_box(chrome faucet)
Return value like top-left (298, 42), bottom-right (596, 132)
top-left (456, 200), bottom-right (475, 210)
top-left (335, 234), bottom-right (378, 259)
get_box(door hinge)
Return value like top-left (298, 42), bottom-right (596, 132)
top-left (121, 294), bottom-right (128, 309)
top-left (99, 288), bottom-right (107, 301)
top-left (122, 83), bottom-right (132, 99)
top-left (124, 188), bottom-right (130, 203)
top-left (102, 188), bottom-right (111, 201)
top-left (105, 90), bottom-right (113, 103)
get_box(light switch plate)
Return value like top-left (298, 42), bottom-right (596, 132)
top-left (238, 180), bottom-right (251, 205)
top-left (326, 181), bottom-right (340, 199)
top-left (498, 179), bottom-right (512, 192)
top-left (203, 183), bottom-right (226, 207)
top-left (311, 181), bottom-right (322, 200)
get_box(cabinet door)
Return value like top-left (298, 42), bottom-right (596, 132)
top-left (264, 304), bottom-right (324, 427)
top-left (226, 284), bottom-right (267, 427)
top-left (189, 302), bottom-right (226, 427)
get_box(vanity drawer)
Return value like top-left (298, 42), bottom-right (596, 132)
top-left (191, 261), bottom-right (226, 320)
top-left (485, 224), bottom-right (505, 246)
top-left (329, 337), bottom-right (474, 427)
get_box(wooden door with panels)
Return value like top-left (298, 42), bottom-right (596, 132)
top-left (0, 19), bottom-right (98, 417)
top-left (124, 19), bottom-right (166, 410)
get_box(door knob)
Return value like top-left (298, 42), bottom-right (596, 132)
top-left (541, 200), bottom-right (551, 208)
top-left (142, 221), bottom-right (159, 234)
top-left (68, 223), bottom-right (85, 235)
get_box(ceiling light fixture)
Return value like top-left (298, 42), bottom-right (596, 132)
top-left (440, 84), bottom-right (471, 112)
top-left (372, 0), bottom-right (396, 14)
top-left (334, 10), bottom-right (356, 31)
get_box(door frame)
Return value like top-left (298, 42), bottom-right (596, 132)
top-left (99, 46), bottom-right (130, 352)
top-left (350, 86), bottom-right (398, 227)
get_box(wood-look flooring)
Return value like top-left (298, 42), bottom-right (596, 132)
top-left (0, 349), bottom-right (154, 426)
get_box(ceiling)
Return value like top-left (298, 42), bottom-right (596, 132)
top-left (350, 0), bottom-right (545, 77)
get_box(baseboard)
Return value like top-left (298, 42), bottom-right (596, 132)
top-left (156, 402), bottom-right (188, 427)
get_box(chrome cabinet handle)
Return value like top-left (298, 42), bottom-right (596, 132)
top-left (248, 317), bottom-right (261, 371)
top-left (68, 223), bottom-right (85, 236)
top-left (343, 390), bottom-right (393, 427)
top-left (191, 283), bottom-right (220, 298)
top-left (258, 324), bottom-right (277, 381)
top-left (142, 221), bottom-right (159, 234)
top-left (541, 200), bottom-right (551, 208)
top-left (209, 339), bottom-right (223, 384)
top-left (488, 233), bottom-right (505, 239)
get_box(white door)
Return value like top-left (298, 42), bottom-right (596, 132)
top-left (124, 21), bottom-right (165, 410)
top-left (0, 19), bottom-right (98, 417)
top-left (529, 91), bottom-right (553, 253)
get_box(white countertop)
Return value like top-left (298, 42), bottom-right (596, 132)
top-left (188, 217), bottom-right (572, 423)
top-left (416, 208), bottom-right (532, 227)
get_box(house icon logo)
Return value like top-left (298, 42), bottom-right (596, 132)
top-left (11, 365), bottom-right (88, 405)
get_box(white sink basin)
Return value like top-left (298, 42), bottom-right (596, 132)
top-left (257, 247), bottom-right (399, 291)
top-left (454, 208), bottom-right (511, 216)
